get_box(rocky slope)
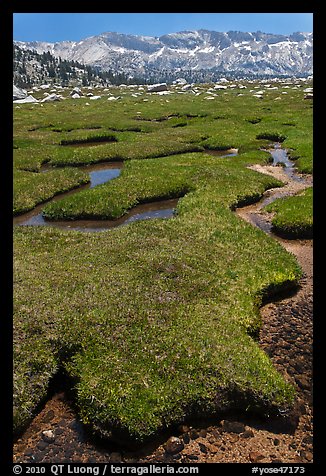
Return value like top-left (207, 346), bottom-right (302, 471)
top-left (15, 29), bottom-right (313, 80)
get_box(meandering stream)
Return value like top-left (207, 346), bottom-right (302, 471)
top-left (13, 149), bottom-right (238, 231)
top-left (236, 144), bottom-right (312, 237)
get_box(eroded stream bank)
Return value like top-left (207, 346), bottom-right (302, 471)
top-left (13, 145), bottom-right (313, 463)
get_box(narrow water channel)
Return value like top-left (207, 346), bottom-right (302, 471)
top-left (14, 149), bottom-right (238, 231)
top-left (236, 143), bottom-right (312, 236)
top-left (267, 143), bottom-right (306, 184)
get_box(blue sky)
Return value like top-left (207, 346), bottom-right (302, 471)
top-left (13, 13), bottom-right (313, 43)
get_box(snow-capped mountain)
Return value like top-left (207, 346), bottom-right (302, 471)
top-left (15, 29), bottom-right (313, 78)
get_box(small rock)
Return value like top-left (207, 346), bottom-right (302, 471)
top-left (241, 429), bottom-right (254, 438)
top-left (198, 429), bottom-right (207, 438)
top-left (198, 442), bottom-right (208, 453)
top-left (189, 429), bottom-right (200, 440)
top-left (171, 453), bottom-right (181, 461)
top-left (249, 451), bottom-right (265, 463)
top-left (181, 433), bottom-right (190, 445)
top-left (187, 454), bottom-right (199, 460)
top-left (273, 438), bottom-right (281, 446)
top-left (301, 450), bottom-right (313, 461)
top-left (221, 420), bottom-right (246, 434)
top-left (41, 430), bottom-right (55, 443)
top-left (165, 436), bottom-right (184, 455)
top-left (178, 424), bottom-right (190, 434)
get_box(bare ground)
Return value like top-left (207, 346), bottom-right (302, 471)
top-left (13, 165), bottom-right (313, 464)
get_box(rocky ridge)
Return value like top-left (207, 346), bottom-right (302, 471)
top-left (15, 29), bottom-right (313, 80)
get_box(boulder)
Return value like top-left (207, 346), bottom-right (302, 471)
top-left (71, 87), bottom-right (82, 95)
top-left (13, 95), bottom-right (39, 104)
top-left (41, 93), bottom-right (62, 102)
top-left (13, 85), bottom-right (27, 101)
top-left (221, 420), bottom-right (246, 434)
top-left (174, 78), bottom-right (187, 85)
top-left (147, 83), bottom-right (168, 93)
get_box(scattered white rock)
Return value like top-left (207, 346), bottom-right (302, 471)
top-left (71, 93), bottom-right (81, 99)
top-left (89, 95), bottom-right (101, 100)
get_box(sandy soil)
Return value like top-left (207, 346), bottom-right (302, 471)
top-left (13, 164), bottom-right (313, 465)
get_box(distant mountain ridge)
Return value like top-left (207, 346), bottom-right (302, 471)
top-left (14, 29), bottom-right (313, 81)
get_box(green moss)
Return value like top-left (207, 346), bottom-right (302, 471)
top-left (264, 187), bottom-right (313, 238)
top-left (13, 168), bottom-right (90, 215)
